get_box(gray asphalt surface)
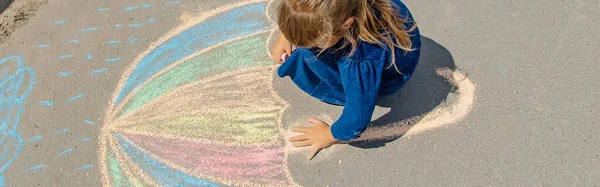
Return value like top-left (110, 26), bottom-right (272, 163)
top-left (0, 0), bottom-right (598, 186)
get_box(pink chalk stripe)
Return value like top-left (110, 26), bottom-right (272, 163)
top-left (122, 133), bottom-right (287, 185)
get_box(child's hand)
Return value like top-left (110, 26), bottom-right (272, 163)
top-left (272, 32), bottom-right (292, 64)
top-left (289, 118), bottom-right (338, 160)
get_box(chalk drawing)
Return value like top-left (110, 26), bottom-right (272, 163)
top-left (58, 148), bottom-right (74, 157)
top-left (59, 71), bottom-right (73, 77)
top-left (115, 24), bottom-right (124, 28)
top-left (55, 129), bottom-right (70, 135)
top-left (123, 6), bottom-right (140, 12)
top-left (108, 40), bottom-right (120, 46)
top-left (84, 120), bottom-right (95, 125)
top-left (128, 23), bottom-right (144, 28)
top-left (128, 38), bottom-right (139, 43)
top-left (99, 1), bottom-right (298, 186)
top-left (28, 136), bottom-right (42, 142)
top-left (91, 68), bottom-right (109, 75)
top-left (54, 20), bottom-right (68, 25)
top-left (0, 56), bottom-right (35, 186)
top-left (79, 138), bottom-right (92, 142)
top-left (69, 39), bottom-right (79, 44)
top-left (168, 1), bottom-right (181, 5)
top-left (59, 54), bottom-right (75, 59)
top-left (81, 27), bottom-right (102, 32)
top-left (354, 69), bottom-right (476, 141)
top-left (27, 165), bottom-right (45, 172)
top-left (76, 164), bottom-right (93, 171)
top-left (96, 1), bottom-right (476, 186)
top-left (85, 54), bottom-right (93, 60)
top-left (66, 94), bottom-right (85, 103)
top-left (142, 4), bottom-right (152, 8)
top-left (106, 58), bottom-right (121, 63)
top-left (38, 44), bottom-right (50, 48)
top-left (97, 8), bottom-right (110, 12)
top-left (38, 101), bottom-right (53, 106)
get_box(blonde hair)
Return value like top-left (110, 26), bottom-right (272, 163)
top-left (277, 0), bottom-right (417, 72)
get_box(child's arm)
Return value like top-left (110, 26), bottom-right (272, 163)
top-left (289, 58), bottom-right (383, 160)
top-left (330, 59), bottom-right (383, 141)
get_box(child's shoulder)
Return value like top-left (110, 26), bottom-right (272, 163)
top-left (390, 0), bottom-right (412, 14)
top-left (343, 41), bottom-right (388, 62)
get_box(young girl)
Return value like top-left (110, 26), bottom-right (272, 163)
top-left (272, 0), bottom-right (421, 159)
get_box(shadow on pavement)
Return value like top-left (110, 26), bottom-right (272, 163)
top-left (0, 0), bottom-right (13, 15)
top-left (350, 36), bottom-right (458, 148)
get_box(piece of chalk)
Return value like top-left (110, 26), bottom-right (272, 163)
top-left (281, 53), bottom-right (289, 62)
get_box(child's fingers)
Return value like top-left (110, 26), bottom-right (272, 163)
top-left (307, 117), bottom-right (324, 125)
top-left (289, 134), bottom-right (309, 142)
top-left (291, 126), bottom-right (310, 133)
top-left (292, 140), bottom-right (312, 147)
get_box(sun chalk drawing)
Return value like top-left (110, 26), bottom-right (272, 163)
top-left (98, 0), bottom-right (476, 186)
top-left (0, 56), bottom-right (35, 186)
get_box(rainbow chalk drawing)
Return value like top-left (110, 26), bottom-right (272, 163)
top-left (0, 56), bottom-right (35, 186)
top-left (98, 0), bottom-right (476, 186)
top-left (99, 1), bottom-right (296, 186)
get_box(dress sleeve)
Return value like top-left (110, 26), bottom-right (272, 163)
top-left (330, 59), bottom-right (383, 141)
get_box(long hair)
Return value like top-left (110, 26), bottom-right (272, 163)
top-left (277, 0), bottom-right (417, 72)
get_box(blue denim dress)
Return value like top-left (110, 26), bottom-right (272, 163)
top-left (277, 0), bottom-right (421, 141)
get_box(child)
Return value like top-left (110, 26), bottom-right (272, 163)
top-left (272, 0), bottom-right (421, 159)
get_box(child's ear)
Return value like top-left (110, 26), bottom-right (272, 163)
top-left (343, 17), bottom-right (355, 28)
